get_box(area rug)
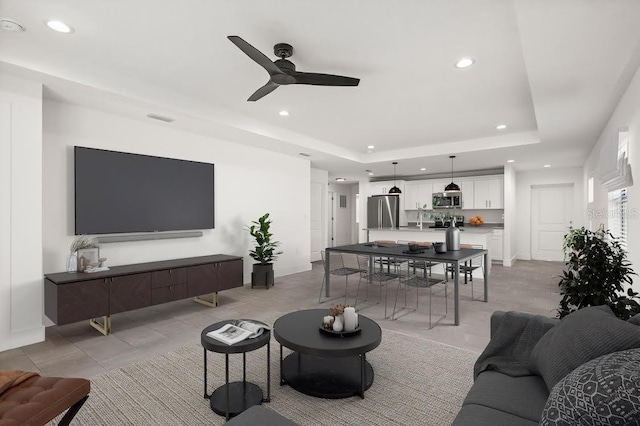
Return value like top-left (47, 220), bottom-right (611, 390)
top-left (51, 329), bottom-right (477, 425)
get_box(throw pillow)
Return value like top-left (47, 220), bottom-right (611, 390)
top-left (529, 305), bottom-right (640, 391)
top-left (540, 348), bottom-right (640, 425)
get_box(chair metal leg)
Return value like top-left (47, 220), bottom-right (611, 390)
top-left (58, 395), bottom-right (89, 426)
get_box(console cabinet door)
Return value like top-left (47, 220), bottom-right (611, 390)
top-left (57, 279), bottom-right (109, 325)
top-left (151, 267), bottom-right (187, 288)
top-left (109, 273), bottom-right (152, 314)
top-left (152, 283), bottom-right (187, 305)
top-left (217, 259), bottom-right (243, 291)
top-left (187, 264), bottom-right (217, 297)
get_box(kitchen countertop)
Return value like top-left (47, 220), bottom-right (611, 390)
top-left (365, 226), bottom-right (496, 234)
top-left (406, 222), bottom-right (504, 230)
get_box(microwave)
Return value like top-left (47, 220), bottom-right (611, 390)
top-left (432, 191), bottom-right (463, 209)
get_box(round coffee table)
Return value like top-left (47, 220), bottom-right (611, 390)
top-left (201, 320), bottom-right (271, 420)
top-left (273, 309), bottom-right (382, 399)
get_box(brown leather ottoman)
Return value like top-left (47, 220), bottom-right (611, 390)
top-left (0, 375), bottom-right (90, 426)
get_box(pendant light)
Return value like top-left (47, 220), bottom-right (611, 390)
top-left (389, 161), bottom-right (402, 194)
top-left (445, 155), bottom-right (461, 191)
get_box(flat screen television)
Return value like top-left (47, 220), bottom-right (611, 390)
top-left (74, 146), bottom-right (214, 235)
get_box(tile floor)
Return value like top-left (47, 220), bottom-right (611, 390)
top-left (0, 259), bottom-right (564, 378)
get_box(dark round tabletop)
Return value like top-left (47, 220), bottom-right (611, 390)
top-left (273, 309), bottom-right (381, 357)
top-left (201, 320), bottom-right (271, 354)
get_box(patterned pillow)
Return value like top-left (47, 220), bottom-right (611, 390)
top-left (540, 348), bottom-right (640, 425)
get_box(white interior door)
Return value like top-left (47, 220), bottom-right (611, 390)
top-left (310, 182), bottom-right (323, 262)
top-left (531, 184), bottom-right (574, 261)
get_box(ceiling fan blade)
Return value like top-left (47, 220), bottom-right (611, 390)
top-left (248, 81), bottom-right (279, 102)
top-left (291, 72), bottom-right (360, 87)
top-left (227, 35), bottom-right (284, 76)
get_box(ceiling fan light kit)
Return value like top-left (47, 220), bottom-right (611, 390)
top-left (227, 35), bottom-right (360, 101)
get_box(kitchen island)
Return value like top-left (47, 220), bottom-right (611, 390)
top-left (365, 226), bottom-right (494, 276)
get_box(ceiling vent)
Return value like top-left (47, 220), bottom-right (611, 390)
top-left (146, 113), bottom-right (174, 123)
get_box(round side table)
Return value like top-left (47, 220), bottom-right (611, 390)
top-left (201, 320), bottom-right (271, 420)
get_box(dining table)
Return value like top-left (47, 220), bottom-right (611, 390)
top-left (324, 242), bottom-right (489, 325)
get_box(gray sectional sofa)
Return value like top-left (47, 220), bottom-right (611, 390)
top-left (453, 306), bottom-right (640, 425)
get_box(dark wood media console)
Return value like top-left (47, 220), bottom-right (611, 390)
top-left (44, 254), bottom-right (243, 335)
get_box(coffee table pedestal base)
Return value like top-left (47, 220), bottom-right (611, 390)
top-left (281, 352), bottom-right (374, 399)
top-left (210, 381), bottom-right (263, 418)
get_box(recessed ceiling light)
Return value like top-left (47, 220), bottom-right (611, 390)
top-left (496, 124), bottom-right (507, 130)
top-left (420, 167), bottom-right (426, 171)
top-left (367, 145), bottom-right (375, 149)
top-left (279, 110), bottom-right (289, 116)
top-left (544, 164), bottom-right (551, 168)
top-left (1, 18), bottom-right (25, 32)
top-left (335, 177), bottom-right (346, 182)
top-left (365, 170), bottom-right (374, 176)
top-left (507, 159), bottom-right (515, 163)
top-left (455, 57), bottom-right (475, 68)
top-left (46, 20), bottom-right (74, 33)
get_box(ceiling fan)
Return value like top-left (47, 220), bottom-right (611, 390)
top-left (227, 35), bottom-right (360, 101)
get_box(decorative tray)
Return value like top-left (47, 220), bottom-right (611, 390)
top-left (402, 249), bottom-right (425, 254)
top-left (319, 326), bottom-right (361, 337)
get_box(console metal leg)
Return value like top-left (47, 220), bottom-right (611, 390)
top-left (194, 293), bottom-right (218, 308)
top-left (89, 315), bottom-right (111, 335)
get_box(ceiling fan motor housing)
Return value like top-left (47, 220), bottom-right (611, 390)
top-left (274, 43), bottom-right (293, 58)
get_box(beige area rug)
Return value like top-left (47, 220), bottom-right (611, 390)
top-left (52, 329), bottom-right (477, 426)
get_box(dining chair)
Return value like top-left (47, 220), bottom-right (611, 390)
top-left (391, 258), bottom-right (448, 328)
top-left (446, 243), bottom-right (484, 300)
top-left (354, 254), bottom-right (398, 318)
top-left (373, 240), bottom-right (407, 273)
top-left (319, 251), bottom-right (363, 304)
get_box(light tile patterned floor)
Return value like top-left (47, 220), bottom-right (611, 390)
top-left (0, 259), bottom-right (564, 378)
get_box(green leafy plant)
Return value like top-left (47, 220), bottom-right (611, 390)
top-left (557, 226), bottom-right (639, 320)
top-left (247, 213), bottom-right (282, 265)
top-left (70, 236), bottom-right (98, 253)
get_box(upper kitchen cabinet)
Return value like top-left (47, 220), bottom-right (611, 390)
top-left (404, 181), bottom-right (433, 210)
top-left (457, 179), bottom-right (474, 210)
top-left (368, 180), bottom-right (405, 196)
top-left (473, 176), bottom-right (504, 209)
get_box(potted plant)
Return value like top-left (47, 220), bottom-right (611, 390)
top-left (557, 226), bottom-right (640, 320)
top-left (247, 213), bottom-right (282, 288)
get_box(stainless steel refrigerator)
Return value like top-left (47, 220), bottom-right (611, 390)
top-left (367, 195), bottom-right (400, 228)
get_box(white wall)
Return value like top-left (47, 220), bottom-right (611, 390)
top-left (42, 101), bottom-right (311, 284)
top-left (310, 168), bottom-right (328, 262)
top-left (583, 64), bottom-right (640, 291)
top-left (0, 75), bottom-right (44, 351)
top-left (515, 167), bottom-right (584, 260)
top-left (503, 164), bottom-right (517, 266)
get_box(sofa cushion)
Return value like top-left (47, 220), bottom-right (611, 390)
top-left (224, 405), bottom-right (299, 426)
top-left (540, 348), bottom-right (640, 425)
top-left (629, 313), bottom-right (640, 326)
top-left (452, 403), bottom-right (539, 426)
top-left (462, 371), bottom-right (549, 422)
top-left (529, 305), bottom-right (640, 391)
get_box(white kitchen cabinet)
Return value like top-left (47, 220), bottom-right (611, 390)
top-left (489, 229), bottom-right (503, 264)
top-left (404, 181), bottom-right (433, 210)
top-left (368, 180), bottom-right (404, 196)
top-left (473, 177), bottom-right (504, 209)
top-left (457, 179), bottom-right (474, 210)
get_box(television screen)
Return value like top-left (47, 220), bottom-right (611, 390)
top-left (74, 147), bottom-right (214, 235)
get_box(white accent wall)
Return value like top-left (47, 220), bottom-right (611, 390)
top-left (515, 167), bottom-right (584, 260)
top-left (1, 82), bottom-right (313, 351)
top-left (0, 75), bottom-right (44, 351)
top-left (583, 64), bottom-right (640, 292)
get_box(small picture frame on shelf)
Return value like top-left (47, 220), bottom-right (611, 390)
top-left (77, 247), bottom-right (99, 272)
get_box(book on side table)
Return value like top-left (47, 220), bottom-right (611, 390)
top-left (206, 320), bottom-right (271, 345)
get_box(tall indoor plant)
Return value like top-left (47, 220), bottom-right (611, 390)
top-left (557, 226), bottom-right (639, 320)
top-left (247, 213), bottom-right (282, 288)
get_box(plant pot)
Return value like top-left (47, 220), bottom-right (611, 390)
top-left (251, 263), bottom-right (274, 289)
